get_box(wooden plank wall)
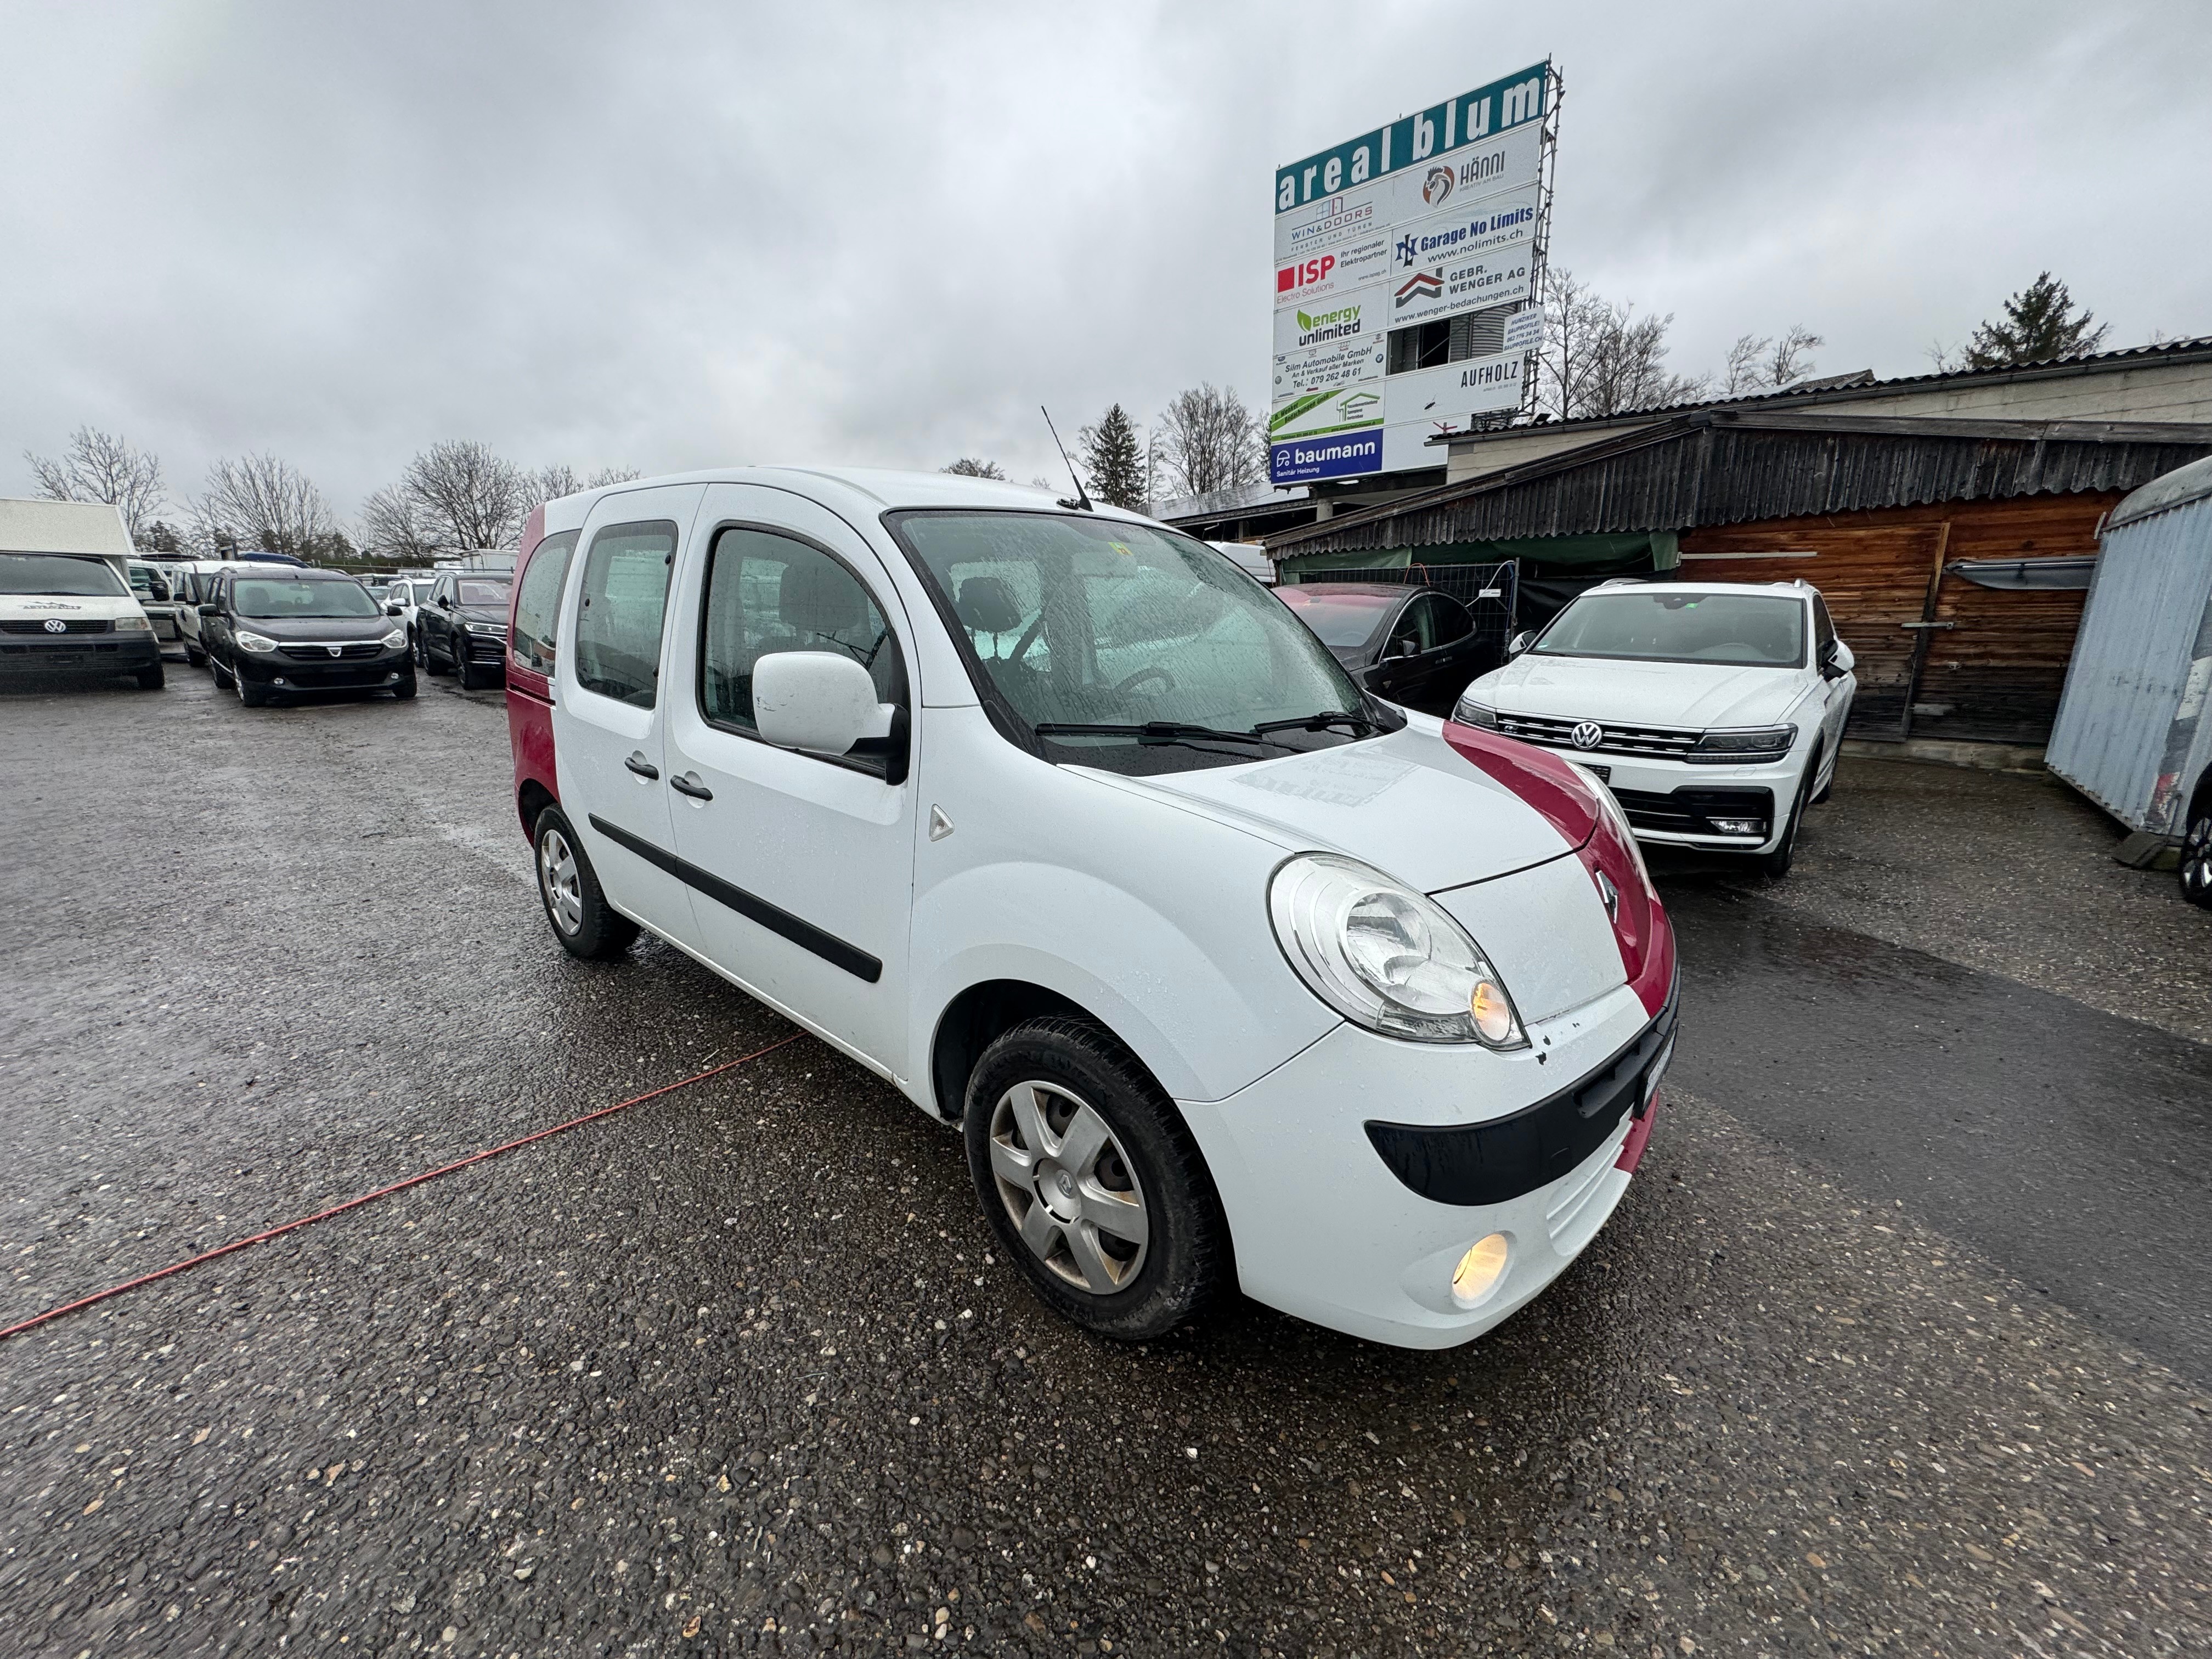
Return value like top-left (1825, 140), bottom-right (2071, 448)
top-left (1675, 492), bottom-right (2121, 744)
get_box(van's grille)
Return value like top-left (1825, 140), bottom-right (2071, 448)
top-left (1492, 712), bottom-right (1701, 758)
top-left (279, 641), bottom-right (385, 661)
top-left (1, 618), bottom-right (112, 635)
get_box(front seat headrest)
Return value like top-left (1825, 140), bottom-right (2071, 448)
top-left (955, 575), bottom-right (1023, 635)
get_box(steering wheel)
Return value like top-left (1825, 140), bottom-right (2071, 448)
top-left (1115, 665), bottom-right (1177, 696)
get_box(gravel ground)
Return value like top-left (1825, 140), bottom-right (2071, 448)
top-left (1702, 754), bottom-right (2212, 1046)
top-left (2, 672), bottom-right (2207, 1657)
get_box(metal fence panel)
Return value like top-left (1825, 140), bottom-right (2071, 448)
top-left (2046, 496), bottom-right (2212, 830)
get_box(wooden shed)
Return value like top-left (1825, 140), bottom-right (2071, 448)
top-left (1263, 409), bottom-right (2212, 746)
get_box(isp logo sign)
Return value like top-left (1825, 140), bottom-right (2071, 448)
top-left (1276, 255), bottom-right (1335, 296)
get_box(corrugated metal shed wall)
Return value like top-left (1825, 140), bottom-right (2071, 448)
top-left (2046, 496), bottom-right (2212, 829)
top-left (1275, 421), bottom-right (2212, 553)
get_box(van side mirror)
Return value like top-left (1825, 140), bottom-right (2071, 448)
top-left (1506, 630), bottom-right (1534, 657)
top-left (198, 603), bottom-right (219, 618)
top-left (753, 652), bottom-right (896, 757)
top-left (149, 580), bottom-right (171, 602)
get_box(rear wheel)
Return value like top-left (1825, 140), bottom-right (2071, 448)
top-left (964, 1017), bottom-right (1228, 1341)
top-left (535, 806), bottom-right (637, 960)
top-left (2180, 805), bottom-right (2212, 910)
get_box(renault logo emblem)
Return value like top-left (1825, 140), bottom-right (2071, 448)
top-left (1570, 720), bottom-right (1604, 750)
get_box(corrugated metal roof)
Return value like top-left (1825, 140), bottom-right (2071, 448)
top-left (1151, 480), bottom-right (1310, 524)
top-left (2107, 454), bottom-right (2212, 529)
top-left (1266, 411), bottom-right (2212, 555)
top-left (0, 496), bottom-right (133, 557)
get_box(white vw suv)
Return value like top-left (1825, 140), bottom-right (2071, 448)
top-left (1452, 579), bottom-right (1856, 876)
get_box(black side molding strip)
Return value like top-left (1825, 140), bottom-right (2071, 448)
top-left (586, 813), bottom-right (883, 984)
top-left (1364, 980), bottom-right (1678, 1207)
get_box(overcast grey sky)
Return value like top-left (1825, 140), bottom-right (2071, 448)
top-left (5, 1), bottom-right (2210, 523)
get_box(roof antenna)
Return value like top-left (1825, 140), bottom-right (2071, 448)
top-left (1040, 405), bottom-right (1094, 512)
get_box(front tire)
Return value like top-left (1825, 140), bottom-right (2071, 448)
top-left (1758, 764), bottom-right (1813, 877)
top-left (392, 673), bottom-right (418, 700)
top-left (184, 643), bottom-right (207, 667)
top-left (534, 806), bottom-right (638, 960)
top-left (2180, 806), bottom-right (2212, 910)
top-left (964, 1017), bottom-right (1228, 1341)
top-left (134, 663), bottom-right (165, 690)
top-left (456, 644), bottom-right (482, 690)
top-left (236, 667), bottom-right (269, 707)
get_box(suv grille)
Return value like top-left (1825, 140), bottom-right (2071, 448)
top-left (2, 618), bottom-right (112, 635)
top-left (1612, 787), bottom-right (1774, 837)
top-left (1493, 712), bottom-right (1701, 759)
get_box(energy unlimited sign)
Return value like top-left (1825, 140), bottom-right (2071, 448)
top-left (1269, 63), bottom-right (1551, 484)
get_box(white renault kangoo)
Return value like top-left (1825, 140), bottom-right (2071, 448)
top-left (1455, 580), bottom-right (1857, 876)
top-left (511, 469), bottom-right (1677, 1349)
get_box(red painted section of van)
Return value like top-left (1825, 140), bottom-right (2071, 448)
top-left (507, 508), bottom-right (557, 843)
top-left (1442, 719), bottom-right (1675, 1019)
top-left (1615, 1095), bottom-right (1660, 1172)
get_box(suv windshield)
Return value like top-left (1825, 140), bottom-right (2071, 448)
top-left (458, 579), bottom-right (511, 607)
top-left (1536, 590), bottom-right (1807, 668)
top-left (0, 554), bottom-right (129, 597)
top-left (232, 578), bottom-right (380, 619)
top-left (895, 512), bottom-right (1376, 769)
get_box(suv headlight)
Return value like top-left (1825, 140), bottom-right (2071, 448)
top-left (464, 620), bottom-right (506, 635)
top-left (234, 629), bottom-right (278, 653)
top-left (1449, 693), bottom-right (1498, 729)
top-left (1688, 724), bottom-right (1795, 763)
top-left (382, 627), bottom-right (408, 650)
top-left (1268, 853), bottom-right (1527, 1047)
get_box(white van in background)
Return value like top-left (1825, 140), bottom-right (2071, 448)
top-left (0, 498), bottom-right (163, 689)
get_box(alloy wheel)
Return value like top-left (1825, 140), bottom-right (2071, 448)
top-left (987, 1080), bottom-right (1149, 1295)
top-left (539, 827), bottom-right (584, 935)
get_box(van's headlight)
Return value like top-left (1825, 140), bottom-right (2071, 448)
top-left (116, 616), bottom-right (153, 633)
top-left (1450, 694), bottom-right (1498, 729)
top-left (382, 627), bottom-right (408, 650)
top-left (1268, 853), bottom-right (1527, 1047)
top-left (234, 629), bottom-right (278, 653)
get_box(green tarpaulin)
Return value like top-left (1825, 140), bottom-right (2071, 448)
top-left (1277, 531), bottom-right (1678, 579)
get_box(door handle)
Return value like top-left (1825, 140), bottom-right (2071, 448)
top-left (624, 751), bottom-right (659, 780)
top-left (669, 772), bottom-right (713, 802)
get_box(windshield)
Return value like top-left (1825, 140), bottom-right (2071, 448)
top-left (459, 579), bottom-right (511, 607)
top-left (0, 554), bottom-right (128, 597)
top-left (232, 577), bottom-right (381, 619)
top-left (895, 512), bottom-right (1371, 766)
top-left (1274, 589), bottom-right (1398, 648)
top-left (1536, 590), bottom-right (1807, 668)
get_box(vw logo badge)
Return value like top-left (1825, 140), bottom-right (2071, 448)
top-left (43, 618), bottom-right (66, 633)
top-left (1570, 720), bottom-right (1604, 750)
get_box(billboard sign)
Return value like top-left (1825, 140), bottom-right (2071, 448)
top-left (1270, 62), bottom-right (1549, 486)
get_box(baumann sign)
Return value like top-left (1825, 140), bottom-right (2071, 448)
top-left (1269, 61), bottom-right (1551, 487)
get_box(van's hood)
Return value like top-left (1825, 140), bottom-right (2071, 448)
top-left (1077, 720), bottom-right (1582, 893)
top-left (236, 614), bottom-right (394, 641)
top-left (1473, 654), bottom-right (1805, 729)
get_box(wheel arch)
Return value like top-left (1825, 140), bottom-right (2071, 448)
top-left (929, 978), bottom-right (1096, 1124)
top-left (518, 778), bottom-right (557, 840)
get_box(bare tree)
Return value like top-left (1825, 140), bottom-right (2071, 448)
top-left (1723, 325), bottom-right (1823, 396)
top-left (401, 440), bottom-right (531, 549)
top-left (1152, 383), bottom-right (1265, 499)
top-left (358, 484), bottom-right (441, 561)
top-left (25, 426), bottom-right (167, 545)
top-left (195, 453), bottom-right (340, 558)
top-left (1537, 269), bottom-right (1708, 420)
top-left (527, 463), bottom-right (642, 507)
top-left (941, 458), bottom-right (1007, 479)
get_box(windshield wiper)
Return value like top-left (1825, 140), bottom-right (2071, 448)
top-left (1032, 720), bottom-right (1292, 750)
top-left (1251, 710), bottom-right (1376, 737)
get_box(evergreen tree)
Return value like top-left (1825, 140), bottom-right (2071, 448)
top-left (1077, 404), bottom-right (1147, 509)
top-left (1962, 273), bottom-right (2109, 369)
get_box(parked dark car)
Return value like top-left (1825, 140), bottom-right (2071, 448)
top-left (414, 571), bottom-right (513, 690)
top-left (201, 567), bottom-right (416, 707)
top-left (1274, 582), bottom-right (1489, 716)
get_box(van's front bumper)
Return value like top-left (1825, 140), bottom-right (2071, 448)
top-left (0, 633), bottom-right (161, 676)
top-left (1180, 979), bottom-right (1673, 1349)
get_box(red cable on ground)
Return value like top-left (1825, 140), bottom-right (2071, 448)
top-left (0, 1030), bottom-right (803, 1345)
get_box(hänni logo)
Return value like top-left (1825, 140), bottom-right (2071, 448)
top-left (1422, 166), bottom-right (1454, 206)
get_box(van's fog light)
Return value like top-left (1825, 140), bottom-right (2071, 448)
top-left (1709, 817), bottom-right (1764, 836)
top-left (1451, 1234), bottom-right (1510, 1307)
